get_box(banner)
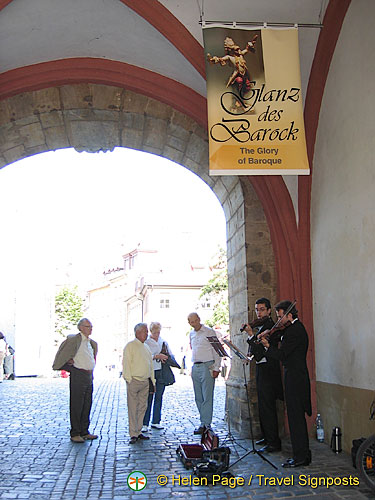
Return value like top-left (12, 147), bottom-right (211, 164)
top-left (203, 26), bottom-right (309, 175)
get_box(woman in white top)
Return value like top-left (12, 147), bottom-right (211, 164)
top-left (0, 332), bottom-right (7, 383)
top-left (142, 322), bottom-right (172, 431)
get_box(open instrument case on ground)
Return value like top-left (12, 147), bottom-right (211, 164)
top-left (176, 428), bottom-right (230, 470)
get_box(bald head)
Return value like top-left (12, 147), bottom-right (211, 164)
top-left (188, 312), bottom-right (201, 331)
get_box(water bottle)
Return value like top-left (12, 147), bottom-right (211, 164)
top-left (316, 413), bottom-right (324, 442)
top-left (330, 426), bottom-right (342, 453)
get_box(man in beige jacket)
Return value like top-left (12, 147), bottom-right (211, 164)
top-left (123, 323), bottom-right (155, 444)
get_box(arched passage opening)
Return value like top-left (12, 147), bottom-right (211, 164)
top-left (0, 83), bottom-right (277, 434)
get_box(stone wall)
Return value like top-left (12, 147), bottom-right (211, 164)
top-left (0, 83), bottom-right (277, 435)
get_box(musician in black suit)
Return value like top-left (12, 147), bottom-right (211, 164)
top-left (245, 298), bottom-right (283, 452)
top-left (260, 300), bottom-right (312, 468)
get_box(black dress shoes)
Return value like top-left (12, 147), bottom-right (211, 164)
top-left (194, 426), bottom-right (205, 435)
top-left (282, 456), bottom-right (311, 468)
top-left (256, 438), bottom-right (267, 445)
top-left (259, 444), bottom-right (282, 453)
top-left (129, 436), bottom-right (138, 444)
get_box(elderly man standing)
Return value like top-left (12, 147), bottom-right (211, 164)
top-left (123, 323), bottom-right (155, 444)
top-left (52, 318), bottom-right (98, 443)
top-left (188, 312), bottom-right (221, 435)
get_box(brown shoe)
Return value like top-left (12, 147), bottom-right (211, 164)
top-left (129, 436), bottom-right (138, 444)
top-left (137, 434), bottom-right (150, 440)
top-left (82, 434), bottom-right (98, 440)
top-left (70, 436), bottom-right (85, 443)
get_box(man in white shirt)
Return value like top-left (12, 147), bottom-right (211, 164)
top-left (123, 323), bottom-right (155, 444)
top-left (52, 318), bottom-right (98, 443)
top-left (188, 312), bottom-right (221, 434)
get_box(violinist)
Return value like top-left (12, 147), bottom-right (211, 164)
top-left (260, 300), bottom-right (312, 468)
top-left (243, 298), bottom-right (283, 453)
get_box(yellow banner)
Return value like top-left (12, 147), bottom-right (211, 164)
top-left (204, 26), bottom-right (309, 175)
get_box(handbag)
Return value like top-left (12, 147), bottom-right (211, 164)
top-left (161, 342), bottom-right (181, 369)
top-left (160, 362), bottom-right (175, 386)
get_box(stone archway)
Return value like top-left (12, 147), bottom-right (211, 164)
top-left (0, 83), bottom-right (276, 433)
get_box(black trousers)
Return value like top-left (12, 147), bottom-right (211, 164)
top-left (285, 386), bottom-right (309, 461)
top-left (69, 367), bottom-right (93, 437)
top-left (256, 363), bottom-right (281, 448)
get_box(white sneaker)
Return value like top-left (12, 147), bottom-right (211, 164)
top-left (151, 423), bottom-right (164, 430)
top-left (141, 425), bottom-right (149, 433)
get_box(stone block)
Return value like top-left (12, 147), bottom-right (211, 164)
top-left (0, 124), bottom-right (23, 150)
top-left (185, 134), bottom-right (207, 164)
top-left (61, 84), bottom-right (96, 109)
top-left (120, 112), bottom-right (145, 131)
top-left (144, 117), bottom-right (167, 148)
top-left (70, 121), bottom-right (118, 152)
top-left (145, 98), bottom-right (172, 120)
top-left (45, 126), bottom-right (70, 150)
top-left (123, 90), bottom-right (148, 113)
top-left (0, 100), bottom-right (11, 126)
top-left (229, 269), bottom-right (247, 296)
top-left (19, 123), bottom-right (45, 148)
top-left (230, 225), bottom-right (246, 257)
top-left (167, 122), bottom-right (190, 142)
top-left (3, 145), bottom-right (26, 164)
top-left (211, 178), bottom-right (228, 204)
top-left (143, 145), bottom-right (162, 156)
top-left (228, 211), bottom-right (245, 240)
top-left (170, 110), bottom-right (197, 132)
top-left (163, 146), bottom-right (184, 165)
top-left (165, 134), bottom-right (187, 153)
top-left (39, 111), bottom-right (64, 128)
top-left (220, 175), bottom-right (239, 193)
top-left (25, 145), bottom-right (48, 157)
top-left (91, 85), bottom-right (123, 110)
top-left (14, 116), bottom-right (39, 127)
top-left (64, 109), bottom-right (93, 121)
top-left (229, 181), bottom-right (244, 214)
top-left (92, 110), bottom-right (119, 122)
top-left (31, 88), bottom-right (61, 113)
top-left (121, 128), bottom-right (142, 150)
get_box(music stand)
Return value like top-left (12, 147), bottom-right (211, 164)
top-left (206, 337), bottom-right (247, 454)
top-left (221, 338), bottom-right (278, 470)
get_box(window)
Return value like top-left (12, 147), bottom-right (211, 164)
top-left (160, 299), bottom-right (170, 309)
top-left (201, 297), bottom-right (211, 309)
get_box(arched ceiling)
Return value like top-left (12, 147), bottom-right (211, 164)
top-left (0, 0), bottom-right (325, 101)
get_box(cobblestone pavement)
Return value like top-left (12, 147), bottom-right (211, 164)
top-left (0, 375), bottom-right (373, 499)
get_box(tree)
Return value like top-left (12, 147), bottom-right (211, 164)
top-left (54, 286), bottom-right (84, 344)
top-left (200, 247), bottom-right (229, 331)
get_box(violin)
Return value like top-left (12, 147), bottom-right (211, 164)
top-left (258, 320), bottom-right (292, 343)
top-left (240, 316), bottom-right (269, 332)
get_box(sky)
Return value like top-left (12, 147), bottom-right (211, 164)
top-left (0, 147), bottom-right (227, 289)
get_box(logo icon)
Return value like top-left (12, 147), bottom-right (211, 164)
top-left (127, 471), bottom-right (147, 491)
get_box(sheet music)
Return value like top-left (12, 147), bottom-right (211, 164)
top-left (221, 338), bottom-right (250, 361)
top-left (206, 336), bottom-right (230, 358)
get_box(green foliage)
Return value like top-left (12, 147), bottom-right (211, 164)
top-left (200, 268), bottom-right (228, 298)
top-left (200, 247), bottom-right (229, 330)
top-left (55, 286), bottom-right (84, 341)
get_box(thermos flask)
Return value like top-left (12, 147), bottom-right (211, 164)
top-left (330, 426), bottom-right (342, 453)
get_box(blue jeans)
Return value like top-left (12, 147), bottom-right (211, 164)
top-left (143, 369), bottom-right (165, 425)
top-left (191, 361), bottom-right (215, 427)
